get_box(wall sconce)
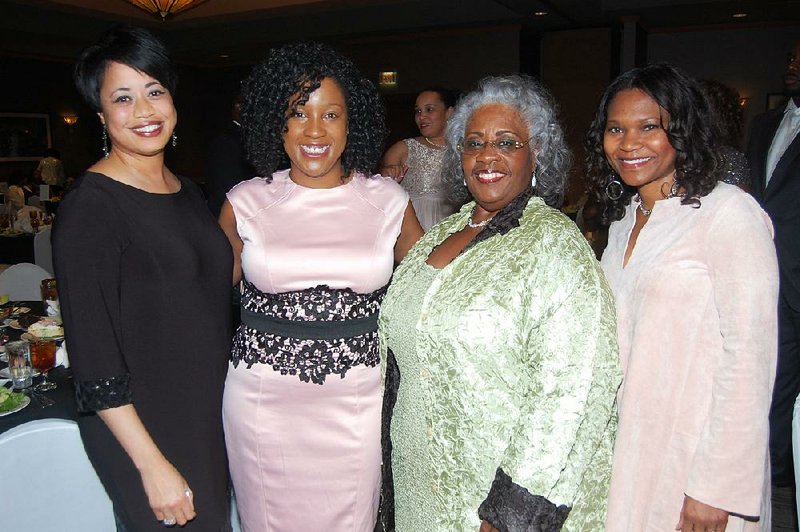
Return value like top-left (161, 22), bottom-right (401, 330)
top-left (378, 71), bottom-right (398, 87)
top-left (62, 114), bottom-right (78, 126)
top-left (739, 97), bottom-right (749, 108)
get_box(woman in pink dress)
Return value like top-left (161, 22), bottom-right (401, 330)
top-left (218, 42), bottom-right (422, 531)
top-left (586, 63), bottom-right (778, 531)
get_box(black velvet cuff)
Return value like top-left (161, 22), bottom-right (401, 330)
top-left (75, 374), bottom-right (133, 412)
top-left (478, 467), bottom-right (571, 532)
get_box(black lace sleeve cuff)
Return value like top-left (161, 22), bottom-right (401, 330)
top-left (75, 374), bottom-right (133, 412)
top-left (478, 467), bottom-right (571, 532)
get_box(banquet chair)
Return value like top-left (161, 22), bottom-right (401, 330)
top-left (0, 418), bottom-right (115, 531)
top-left (0, 262), bottom-right (51, 300)
top-left (34, 225), bottom-right (54, 274)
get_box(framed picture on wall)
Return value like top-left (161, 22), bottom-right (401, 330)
top-left (767, 93), bottom-right (788, 111)
top-left (0, 113), bottom-right (51, 162)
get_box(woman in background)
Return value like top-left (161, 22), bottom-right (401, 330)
top-left (218, 41), bottom-right (422, 532)
top-left (586, 63), bottom-right (777, 531)
top-left (381, 87), bottom-right (459, 230)
top-left (380, 74), bottom-right (620, 531)
top-left (699, 79), bottom-right (750, 189)
top-left (54, 25), bottom-right (231, 531)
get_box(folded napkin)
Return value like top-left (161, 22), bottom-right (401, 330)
top-left (56, 341), bottom-right (69, 369)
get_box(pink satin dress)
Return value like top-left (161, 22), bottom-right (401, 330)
top-left (223, 170), bottom-right (408, 532)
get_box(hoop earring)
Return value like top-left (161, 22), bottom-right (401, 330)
top-left (101, 124), bottom-right (109, 159)
top-left (605, 178), bottom-right (623, 201)
top-left (171, 131), bottom-right (178, 147)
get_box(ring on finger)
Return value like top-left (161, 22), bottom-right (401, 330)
top-left (184, 487), bottom-right (193, 498)
top-left (163, 517), bottom-right (177, 527)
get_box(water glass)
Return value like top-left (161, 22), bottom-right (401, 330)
top-left (6, 340), bottom-right (32, 389)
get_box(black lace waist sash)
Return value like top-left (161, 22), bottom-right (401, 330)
top-left (231, 280), bottom-right (386, 384)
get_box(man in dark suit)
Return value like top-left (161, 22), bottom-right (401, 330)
top-left (747, 38), bottom-right (800, 502)
top-left (206, 96), bottom-right (255, 218)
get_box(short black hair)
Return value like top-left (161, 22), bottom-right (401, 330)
top-left (419, 87), bottom-right (459, 109)
top-left (240, 41), bottom-right (386, 179)
top-left (585, 63), bottom-right (721, 223)
top-left (74, 25), bottom-right (177, 112)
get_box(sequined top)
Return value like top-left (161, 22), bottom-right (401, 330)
top-left (379, 197), bottom-right (621, 531)
top-left (720, 145), bottom-right (751, 188)
top-left (401, 138), bottom-right (448, 196)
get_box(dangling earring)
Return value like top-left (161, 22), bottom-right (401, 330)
top-left (605, 176), bottom-right (624, 201)
top-left (171, 131), bottom-right (178, 147)
top-left (531, 171), bottom-right (537, 188)
top-left (101, 124), bottom-right (109, 159)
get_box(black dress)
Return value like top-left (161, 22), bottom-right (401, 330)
top-left (52, 171), bottom-right (233, 532)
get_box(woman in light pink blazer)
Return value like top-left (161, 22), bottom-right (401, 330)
top-left (586, 63), bottom-right (779, 532)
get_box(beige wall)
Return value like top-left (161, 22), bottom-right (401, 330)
top-left (541, 28), bottom-right (613, 206)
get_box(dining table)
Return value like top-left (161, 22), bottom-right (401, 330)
top-left (0, 301), bottom-right (77, 434)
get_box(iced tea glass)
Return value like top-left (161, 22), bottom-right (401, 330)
top-left (30, 339), bottom-right (57, 391)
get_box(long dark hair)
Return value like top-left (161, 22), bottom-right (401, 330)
top-left (585, 63), bottom-right (722, 223)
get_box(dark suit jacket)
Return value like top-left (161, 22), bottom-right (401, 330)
top-left (205, 122), bottom-right (255, 218)
top-left (747, 105), bottom-right (800, 310)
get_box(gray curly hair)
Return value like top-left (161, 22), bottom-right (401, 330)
top-left (443, 74), bottom-right (570, 208)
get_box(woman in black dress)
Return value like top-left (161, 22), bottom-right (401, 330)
top-left (53, 25), bottom-right (232, 531)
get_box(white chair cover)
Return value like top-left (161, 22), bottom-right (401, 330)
top-left (0, 262), bottom-right (50, 300)
top-left (34, 225), bottom-right (54, 275)
top-left (0, 419), bottom-right (115, 531)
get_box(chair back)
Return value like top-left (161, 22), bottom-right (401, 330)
top-left (0, 262), bottom-right (50, 300)
top-left (34, 226), bottom-right (54, 275)
top-left (0, 419), bottom-right (115, 531)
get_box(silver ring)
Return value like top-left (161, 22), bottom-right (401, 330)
top-left (184, 487), bottom-right (193, 498)
top-left (163, 517), bottom-right (177, 527)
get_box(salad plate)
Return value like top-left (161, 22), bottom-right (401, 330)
top-left (0, 389), bottom-right (30, 416)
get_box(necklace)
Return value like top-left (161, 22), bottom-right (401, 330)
top-left (424, 136), bottom-right (445, 148)
top-left (635, 181), bottom-right (681, 217)
top-left (467, 210), bottom-right (493, 229)
top-left (635, 195), bottom-right (653, 217)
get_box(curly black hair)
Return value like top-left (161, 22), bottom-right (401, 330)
top-left (585, 63), bottom-right (722, 223)
top-left (240, 41), bottom-right (386, 180)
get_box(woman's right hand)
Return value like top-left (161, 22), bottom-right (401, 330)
top-left (140, 458), bottom-right (196, 526)
top-left (380, 163), bottom-right (409, 182)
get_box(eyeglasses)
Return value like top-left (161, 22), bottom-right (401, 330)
top-left (457, 137), bottom-right (534, 155)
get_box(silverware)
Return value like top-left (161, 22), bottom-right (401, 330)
top-left (24, 388), bottom-right (54, 407)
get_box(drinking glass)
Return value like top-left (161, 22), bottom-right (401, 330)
top-left (30, 339), bottom-right (56, 391)
top-left (40, 279), bottom-right (59, 317)
top-left (6, 340), bottom-right (32, 390)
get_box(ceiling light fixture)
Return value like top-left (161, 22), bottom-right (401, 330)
top-left (124, 0), bottom-right (210, 21)
top-left (732, 13), bottom-right (748, 18)
top-left (534, 11), bottom-right (548, 16)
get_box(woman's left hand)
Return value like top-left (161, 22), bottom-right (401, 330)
top-left (675, 495), bottom-right (729, 532)
top-left (479, 520), bottom-right (500, 532)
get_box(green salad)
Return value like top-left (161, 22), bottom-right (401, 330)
top-left (0, 387), bottom-right (26, 412)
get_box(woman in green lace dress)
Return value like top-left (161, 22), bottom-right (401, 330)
top-left (378, 75), bottom-right (621, 531)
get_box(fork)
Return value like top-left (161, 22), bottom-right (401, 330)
top-left (24, 388), bottom-right (55, 407)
